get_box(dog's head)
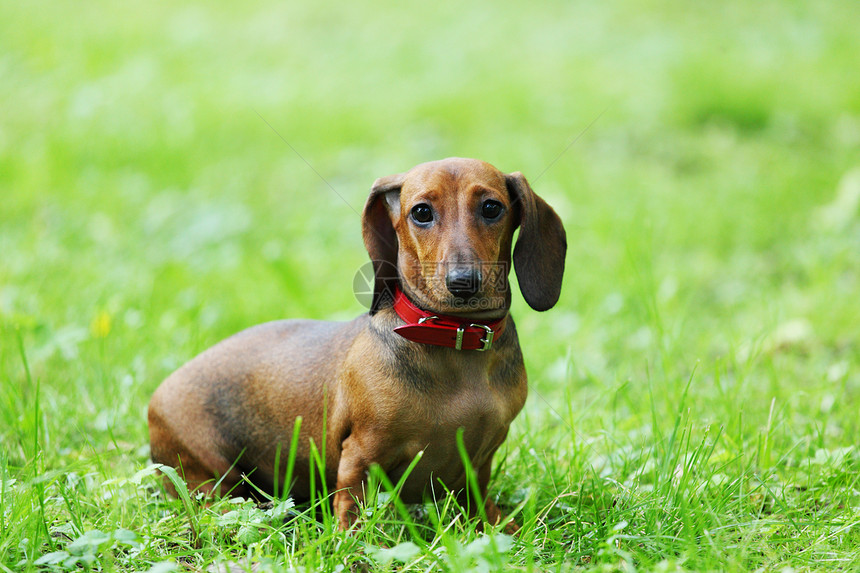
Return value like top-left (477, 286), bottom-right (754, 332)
top-left (363, 157), bottom-right (566, 317)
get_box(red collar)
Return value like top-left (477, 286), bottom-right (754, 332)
top-left (391, 288), bottom-right (507, 351)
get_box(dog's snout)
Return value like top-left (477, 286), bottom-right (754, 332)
top-left (445, 267), bottom-right (482, 300)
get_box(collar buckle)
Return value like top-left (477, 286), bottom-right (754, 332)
top-left (469, 323), bottom-right (495, 351)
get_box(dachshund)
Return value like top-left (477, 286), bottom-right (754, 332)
top-left (148, 157), bottom-right (566, 533)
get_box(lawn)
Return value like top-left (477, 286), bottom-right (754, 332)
top-left (2, 0), bottom-right (860, 570)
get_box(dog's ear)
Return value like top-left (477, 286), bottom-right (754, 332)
top-left (362, 173), bottom-right (405, 314)
top-left (506, 172), bottom-right (567, 311)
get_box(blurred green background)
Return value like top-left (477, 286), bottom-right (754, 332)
top-left (2, 0), bottom-right (860, 550)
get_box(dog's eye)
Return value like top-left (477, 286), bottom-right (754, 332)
top-left (410, 204), bottom-right (434, 224)
top-left (481, 200), bottom-right (504, 220)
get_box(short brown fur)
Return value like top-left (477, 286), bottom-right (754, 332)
top-left (148, 157), bottom-right (567, 532)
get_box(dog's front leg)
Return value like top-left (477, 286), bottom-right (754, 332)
top-left (473, 454), bottom-right (520, 535)
top-left (333, 435), bottom-right (370, 531)
top-left (484, 498), bottom-right (520, 535)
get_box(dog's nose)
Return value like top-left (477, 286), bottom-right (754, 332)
top-left (446, 267), bottom-right (482, 300)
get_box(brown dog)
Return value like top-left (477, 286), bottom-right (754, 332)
top-left (148, 157), bottom-right (566, 532)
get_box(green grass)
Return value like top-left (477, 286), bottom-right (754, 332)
top-left (2, 0), bottom-right (860, 570)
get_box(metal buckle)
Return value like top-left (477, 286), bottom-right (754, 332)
top-left (417, 315), bottom-right (439, 324)
top-left (469, 323), bottom-right (494, 351)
